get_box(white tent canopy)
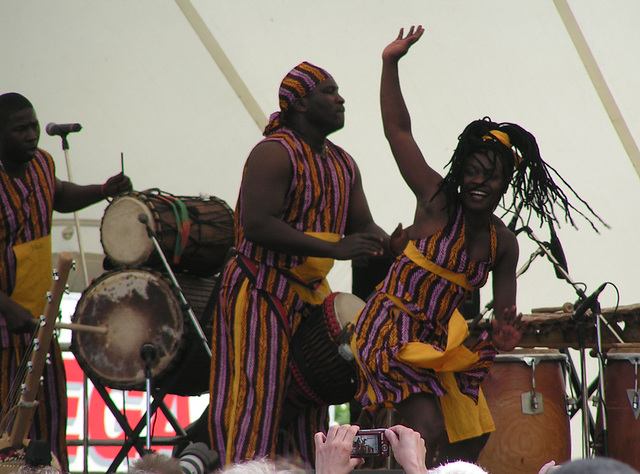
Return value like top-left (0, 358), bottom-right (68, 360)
top-left (2, 1), bottom-right (640, 470)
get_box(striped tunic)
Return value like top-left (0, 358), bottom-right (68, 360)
top-left (209, 128), bottom-right (356, 467)
top-left (0, 150), bottom-right (55, 322)
top-left (352, 206), bottom-right (498, 407)
top-left (0, 149), bottom-right (68, 470)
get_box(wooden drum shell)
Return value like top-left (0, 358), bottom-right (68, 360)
top-left (478, 349), bottom-right (570, 474)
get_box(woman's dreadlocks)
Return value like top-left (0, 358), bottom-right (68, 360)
top-left (437, 117), bottom-right (607, 232)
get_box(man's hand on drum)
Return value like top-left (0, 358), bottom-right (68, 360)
top-left (101, 172), bottom-right (133, 198)
top-left (491, 305), bottom-right (526, 352)
top-left (314, 424), bottom-right (364, 474)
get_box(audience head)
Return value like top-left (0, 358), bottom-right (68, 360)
top-left (428, 460), bottom-right (489, 474)
top-left (552, 457), bottom-right (640, 474)
top-left (128, 451), bottom-right (183, 474)
top-left (218, 457), bottom-right (305, 473)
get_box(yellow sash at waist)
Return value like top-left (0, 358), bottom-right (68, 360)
top-left (287, 232), bottom-right (339, 305)
top-left (387, 294), bottom-right (494, 442)
top-left (386, 293), bottom-right (479, 372)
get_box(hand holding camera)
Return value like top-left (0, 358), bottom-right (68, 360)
top-left (384, 425), bottom-right (428, 474)
top-left (314, 424), bottom-right (365, 474)
top-left (314, 423), bottom-right (427, 474)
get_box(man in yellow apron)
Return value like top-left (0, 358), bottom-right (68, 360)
top-left (0, 92), bottom-right (132, 470)
top-left (208, 63), bottom-right (389, 468)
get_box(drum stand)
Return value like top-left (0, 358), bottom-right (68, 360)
top-left (471, 224), bottom-right (624, 458)
top-left (137, 213), bottom-right (212, 359)
top-left (87, 372), bottom-right (189, 473)
top-left (79, 214), bottom-right (215, 472)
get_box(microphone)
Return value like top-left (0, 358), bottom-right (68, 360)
top-left (572, 283), bottom-right (607, 321)
top-left (138, 213), bottom-right (149, 225)
top-left (140, 342), bottom-right (157, 366)
top-left (548, 222), bottom-right (568, 279)
top-left (45, 122), bottom-right (82, 136)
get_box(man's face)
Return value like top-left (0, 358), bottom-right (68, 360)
top-left (0, 107), bottom-right (41, 166)
top-left (301, 78), bottom-right (345, 135)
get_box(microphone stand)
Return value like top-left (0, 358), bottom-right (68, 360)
top-left (52, 131), bottom-right (91, 474)
top-left (140, 343), bottom-right (157, 452)
top-left (518, 226), bottom-right (621, 458)
top-left (138, 215), bottom-right (212, 358)
top-left (54, 132), bottom-right (91, 287)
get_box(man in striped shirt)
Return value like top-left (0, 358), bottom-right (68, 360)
top-left (209, 63), bottom-right (389, 468)
top-left (0, 92), bottom-right (132, 470)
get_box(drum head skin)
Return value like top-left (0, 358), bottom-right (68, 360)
top-left (71, 269), bottom-right (184, 391)
top-left (101, 195), bottom-right (156, 267)
top-left (331, 293), bottom-right (366, 327)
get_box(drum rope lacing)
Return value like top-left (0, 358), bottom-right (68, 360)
top-left (143, 189), bottom-right (191, 264)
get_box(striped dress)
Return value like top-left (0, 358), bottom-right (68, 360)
top-left (352, 206), bottom-right (497, 409)
top-left (0, 149), bottom-right (68, 471)
top-left (209, 128), bottom-right (355, 467)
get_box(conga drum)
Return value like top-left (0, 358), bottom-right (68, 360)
top-left (100, 189), bottom-right (234, 276)
top-left (478, 349), bottom-right (571, 474)
top-left (288, 292), bottom-right (365, 407)
top-left (600, 344), bottom-right (640, 470)
top-left (71, 268), bottom-right (217, 396)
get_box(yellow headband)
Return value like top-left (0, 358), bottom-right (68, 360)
top-left (482, 130), bottom-right (522, 168)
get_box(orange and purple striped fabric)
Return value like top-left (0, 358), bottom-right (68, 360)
top-left (0, 149), bottom-right (68, 470)
top-left (209, 128), bottom-right (355, 467)
top-left (352, 206), bottom-right (498, 406)
top-left (0, 149), bottom-right (55, 307)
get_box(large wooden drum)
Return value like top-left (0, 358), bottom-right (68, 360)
top-left (600, 345), bottom-right (640, 470)
top-left (71, 268), bottom-right (217, 396)
top-left (288, 292), bottom-right (365, 407)
top-left (478, 349), bottom-right (571, 474)
top-left (100, 189), bottom-right (234, 276)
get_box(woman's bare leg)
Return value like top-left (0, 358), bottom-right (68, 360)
top-left (394, 392), bottom-right (446, 467)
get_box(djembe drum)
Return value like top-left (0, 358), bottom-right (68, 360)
top-left (477, 349), bottom-right (571, 474)
top-left (288, 292), bottom-right (365, 407)
top-left (100, 189), bottom-right (234, 276)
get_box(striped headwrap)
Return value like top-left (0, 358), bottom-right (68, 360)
top-left (263, 61), bottom-right (332, 136)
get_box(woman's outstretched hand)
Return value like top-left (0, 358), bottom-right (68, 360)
top-left (382, 25), bottom-right (425, 62)
top-left (491, 305), bottom-right (526, 352)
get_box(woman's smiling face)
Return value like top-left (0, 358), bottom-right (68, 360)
top-left (459, 151), bottom-right (507, 213)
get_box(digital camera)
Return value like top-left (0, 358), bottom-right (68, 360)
top-left (351, 428), bottom-right (390, 458)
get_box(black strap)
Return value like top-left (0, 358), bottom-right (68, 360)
top-left (233, 254), bottom-right (292, 338)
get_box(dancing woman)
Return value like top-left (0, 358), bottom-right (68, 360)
top-left (351, 26), bottom-right (605, 467)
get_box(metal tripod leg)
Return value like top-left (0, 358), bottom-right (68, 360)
top-left (88, 376), bottom-right (188, 473)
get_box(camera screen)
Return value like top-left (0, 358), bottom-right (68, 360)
top-left (352, 433), bottom-right (380, 455)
